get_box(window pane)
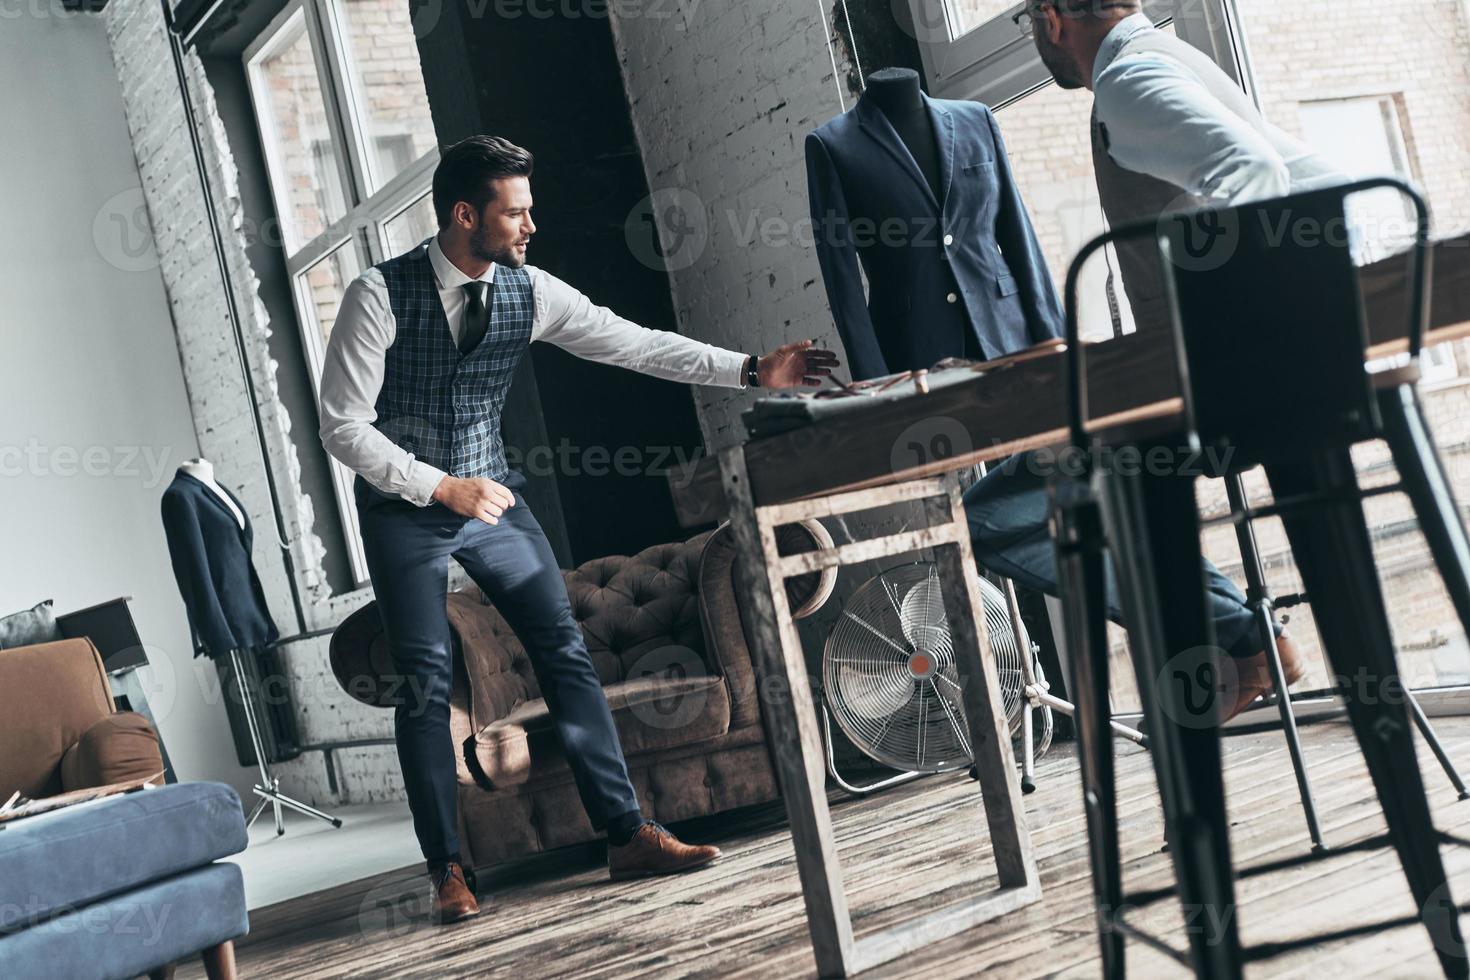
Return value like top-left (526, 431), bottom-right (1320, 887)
top-left (1235, 0), bottom-right (1470, 688)
top-left (382, 193), bottom-right (436, 256)
top-left (298, 241), bottom-right (363, 355)
top-left (333, 0), bottom-right (439, 192)
top-left (253, 12), bottom-right (348, 253)
top-left (994, 81), bottom-right (1139, 341)
top-left (941, 0), bottom-right (1018, 39)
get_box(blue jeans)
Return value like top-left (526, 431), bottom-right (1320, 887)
top-left (357, 472), bottom-right (641, 866)
top-left (963, 454), bottom-right (1268, 660)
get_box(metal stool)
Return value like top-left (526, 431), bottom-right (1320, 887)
top-left (1053, 178), bottom-right (1469, 979)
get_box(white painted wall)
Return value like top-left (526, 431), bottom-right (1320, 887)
top-left (0, 7), bottom-right (255, 801)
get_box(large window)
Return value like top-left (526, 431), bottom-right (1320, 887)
top-left (912, 0), bottom-right (1470, 706)
top-left (246, 0), bottom-right (440, 587)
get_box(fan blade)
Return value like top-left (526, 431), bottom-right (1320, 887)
top-left (836, 665), bottom-right (914, 721)
top-left (840, 610), bottom-right (909, 659)
top-left (928, 678), bottom-right (972, 758)
top-left (898, 571), bottom-right (949, 651)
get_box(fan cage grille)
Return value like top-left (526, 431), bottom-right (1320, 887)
top-left (822, 562), bottom-right (1029, 774)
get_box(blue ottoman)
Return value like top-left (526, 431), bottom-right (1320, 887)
top-left (0, 781), bottom-right (249, 980)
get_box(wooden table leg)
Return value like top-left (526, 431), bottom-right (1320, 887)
top-left (925, 477), bottom-right (1036, 888)
top-left (720, 455), bottom-right (1042, 977)
top-left (721, 447), bottom-right (857, 976)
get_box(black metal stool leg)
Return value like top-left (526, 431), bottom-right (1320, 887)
top-left (1226, 473), bottom-right (1328, 852)
top-left (1378, 383), bottom-right (1470, 797)
top-left (1379, 383), bottom-right (1470, 634)
top-left (1265, 447), bottom-right (1468, 978)
top-left (1099, 464), bottom-right (1244, 980)
top-left (1407, 690), bottom-right (1470, 800)
top-left (1053, 477), bottom-right (1125, 980)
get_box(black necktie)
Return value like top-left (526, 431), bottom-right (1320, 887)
top-left (460, 281), bottom-right (491, 355)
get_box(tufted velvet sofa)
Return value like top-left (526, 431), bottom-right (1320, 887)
top-left (330, 523), bottom-right (834, 869)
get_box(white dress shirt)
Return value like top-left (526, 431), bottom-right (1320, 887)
top-left (1093, 13), bottom-right (1340, 207)
top-left (319, 237), bottom-right (749, 506)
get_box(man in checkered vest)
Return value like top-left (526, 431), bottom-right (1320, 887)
top-left (320, 136), bottom-right (837, 923)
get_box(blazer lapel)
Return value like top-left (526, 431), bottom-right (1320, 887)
top-left (179, 471), bottom-right (250, 546)
top-left (220, 482), bottom-right (254, 551)
top-left (925, 96), bottom-right (956, 218)
top-left (856, 97), bottom-right (941, 213)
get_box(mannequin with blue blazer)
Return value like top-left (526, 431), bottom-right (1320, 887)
top-left (161, 459), bottom-right (278, 660)
top-left (805, 68), bottom-right (1064, 380)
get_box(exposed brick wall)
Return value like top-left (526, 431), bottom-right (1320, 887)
top-left (608, 0), bottom-right (857, 450)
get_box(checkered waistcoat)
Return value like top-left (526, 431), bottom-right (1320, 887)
top-left (373, 242), bottom-right (533, 483)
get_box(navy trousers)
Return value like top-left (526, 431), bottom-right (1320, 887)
top-left (963, 454), bottom-right (1268, 660)
top-left (357, 472), bottom-right (642, 866)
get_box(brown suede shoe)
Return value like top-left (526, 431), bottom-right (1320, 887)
top-left (430, 862), bottom-right (480, 924)
top-left (1222, 631), bottom-right (1306, 723)
top-left (608, 822), bottom-right (722, 881)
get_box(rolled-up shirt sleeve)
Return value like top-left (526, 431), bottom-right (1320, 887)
top-left (529, 267), bottom-right (748, 388)
top-left (317, 269), bottom-right (447, 507)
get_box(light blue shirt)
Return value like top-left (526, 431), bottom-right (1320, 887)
top-left (1092, 13), bottom-right (1338, 207)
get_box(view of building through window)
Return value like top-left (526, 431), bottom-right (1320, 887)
top-left (247, 0), bottom-right (441, 584)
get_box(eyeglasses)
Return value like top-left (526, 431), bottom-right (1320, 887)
top-left (1014, 1), bottom-right (1136, 35)
top-left (1010, 4), bottom-right (1044, 38)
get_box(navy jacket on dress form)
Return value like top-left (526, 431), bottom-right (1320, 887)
top-left (160, 471), bottom-right (279, 660)
top-left (805, 92), bottom-right (1064, 380)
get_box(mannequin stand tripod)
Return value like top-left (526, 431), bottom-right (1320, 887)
top-left (228, 648), bottom-right (342, 837)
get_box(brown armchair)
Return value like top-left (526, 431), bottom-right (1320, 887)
top-left (0, 638), bottom-right (164, 802)
top-left (330, 522), bottom-right (834, 869)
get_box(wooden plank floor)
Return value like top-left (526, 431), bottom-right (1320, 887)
top-left (182, 717), bottom-right (1470, 979)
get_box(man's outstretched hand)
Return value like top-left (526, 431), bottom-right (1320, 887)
top-left (757, 339), bottom-right (841, 389)
top-left (433, 475), bottom-right (515, 524)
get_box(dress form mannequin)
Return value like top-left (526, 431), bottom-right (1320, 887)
top-left (864, 68), bottom-right (943, 203)
top-left (863, 67), bottom-right (978, 358)
top-left (179, 458), bottom-right (245, 530)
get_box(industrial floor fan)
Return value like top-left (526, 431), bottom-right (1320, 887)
top-left (821, 561), bottom-right (1144, 796)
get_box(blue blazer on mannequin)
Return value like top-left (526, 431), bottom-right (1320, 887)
top-left (805, 93), bottom-right (1064, 380)
top-left (161, 471), bottom-right (279, 659)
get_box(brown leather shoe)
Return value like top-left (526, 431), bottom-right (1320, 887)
top-left (430, 862), bottom-right (480, 924)
top-left (608, 822), bottom-right (722, 881)
top-left (1222, 631), bottom-right (1306, 723)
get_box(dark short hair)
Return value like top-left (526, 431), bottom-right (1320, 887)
top-left (1063, 0), bottom-right (1141, 17)
top-left (431, 136), bottom-right (534, 228)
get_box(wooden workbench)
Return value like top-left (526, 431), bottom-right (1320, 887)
top-left (682, 233), bottom-right (1470, 978)
top-left (674, 235), bottom-right (1470, 528)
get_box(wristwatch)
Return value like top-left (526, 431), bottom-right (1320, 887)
top-left (745, 353), bottom-right (761, 388)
